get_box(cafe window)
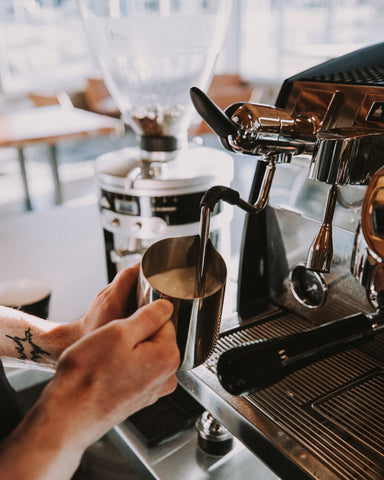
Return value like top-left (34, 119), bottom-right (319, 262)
top-left (0, 0), bottom-right (383, 96)
top-left (0, 0), bottom-right (94, 95)
top-left (230, 0), bottom-right (384, 83)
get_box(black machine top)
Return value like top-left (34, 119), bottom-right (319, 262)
top-left (276, 42), bottom-right (384, 108)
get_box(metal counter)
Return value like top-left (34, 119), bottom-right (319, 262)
top-left (109, 419), bottom-right (276, 480)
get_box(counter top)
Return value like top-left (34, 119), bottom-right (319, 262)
top-left (0, 200), bottom-right (108, 323)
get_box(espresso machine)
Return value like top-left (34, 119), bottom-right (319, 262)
top-left (172, 42), bottom-right (384, 479)
top-left (80, 3), bottom-right (384, 476)
top-left (78, 0), bottom-right (233, 282)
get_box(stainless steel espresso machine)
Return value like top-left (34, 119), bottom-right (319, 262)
top-left (175, 42), bottom-right (384, 479)
top-left (81, 2), bottom-right (384, 476)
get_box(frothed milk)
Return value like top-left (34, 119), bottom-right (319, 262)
top-left (147, 265), bottom-right (221, 299)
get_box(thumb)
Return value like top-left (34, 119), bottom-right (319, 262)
top-left (126, 299), bottom-right (174, 345)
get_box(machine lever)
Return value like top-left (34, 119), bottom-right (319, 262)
top-left (190, 87), bottom-right (237, 138)
top-left (217, 312), bottom-right (381, 396)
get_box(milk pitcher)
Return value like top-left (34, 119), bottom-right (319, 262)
top-left (137, 235), bottom-right (227, 370)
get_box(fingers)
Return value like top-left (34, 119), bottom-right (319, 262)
top-left (111, 264), bottom-right (140, 315)
top-left (151, 317), bottom-right (178, 345)
top-left (91, 264), bottom-right (140, 319)
top-left (141, 319), bottom-right (180, 371)
top-left (110, 264), bottom-right (140, 297)
top-left (127, 299), bottom-right (174, 346)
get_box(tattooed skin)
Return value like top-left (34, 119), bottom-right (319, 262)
top-left (6, 328), bottom-right (51, 362)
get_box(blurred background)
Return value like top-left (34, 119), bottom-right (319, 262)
top-left (0, 0), bottom-right (383, 216)
top-left (2, 1), bottom-right (383, 99)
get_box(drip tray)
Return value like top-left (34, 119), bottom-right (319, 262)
top-left (311, 369), bottom-right (384, 459)
top-left (201, 310), bottom-right (384, 479)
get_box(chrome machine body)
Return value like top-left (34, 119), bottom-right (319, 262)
top-left (176, 42), bottom-right (384, 479)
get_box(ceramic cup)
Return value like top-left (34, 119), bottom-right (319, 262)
top-left (0, 277), bottom-right (51, 319)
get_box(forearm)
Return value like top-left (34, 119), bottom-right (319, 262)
top-left (0, 306), bottom-right (80, 365)
top-left (0, 387), bottom-right (84, 480)
top-left (0, 297), bottom-right (178, 480)
top-left (0, 266), bottom-right (140, 366)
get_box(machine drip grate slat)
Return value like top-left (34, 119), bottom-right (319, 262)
top-left (254, 387), bottom-right (376, 480)
top-left (205, 311), bottom-right (384, 479)
top-left (312, 372), bottom-right (384, 458)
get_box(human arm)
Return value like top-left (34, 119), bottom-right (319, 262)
top-left (0, 264), bottom-right (140, 367)
top-left (0, 298), bottom-right (179, 480)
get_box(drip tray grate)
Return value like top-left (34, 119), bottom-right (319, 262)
top-left (205, 311), bottom-right (384, 479)
top-left (311, 370), bottom-right (384, 458)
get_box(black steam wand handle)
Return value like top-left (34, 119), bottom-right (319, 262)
top-left (190, 87), bottom-right (238, 138)
top-left (217, 312), bottom-right (381, 396)
top-left (200, 185), bottom-right (260, 213)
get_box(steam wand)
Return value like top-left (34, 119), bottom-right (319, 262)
top-left (190, 85), bottom-right (289, 229)
top-left (196, 186), bottom-right (265, 296)
top-left (306, 184), bottom-right (338, 273)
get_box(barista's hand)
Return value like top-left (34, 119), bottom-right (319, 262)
top-left (0, 298), bottom-right (180, 480)
top-left (49, 297), bottom-right (179, 445)
top-left (76, 264), bottom-right (140, 336)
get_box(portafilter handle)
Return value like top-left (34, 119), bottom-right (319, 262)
top-left (217, 312), bottom-right (382, 396)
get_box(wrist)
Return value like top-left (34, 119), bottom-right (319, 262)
top-left (38, 364), bottom-right (106, 452)
top-left (0, 306), bottom-right (82, 364)
top-left (43, 321), bottom-right (82, 362)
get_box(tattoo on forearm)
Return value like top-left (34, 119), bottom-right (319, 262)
top-left (6, 328), bottom-right (51, 362)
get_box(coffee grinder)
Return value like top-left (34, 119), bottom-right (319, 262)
top-left (78, 0), bottom-right (233, 281)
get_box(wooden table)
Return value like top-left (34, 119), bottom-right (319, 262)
top-left (0, 105), bottom-right (123, 209)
